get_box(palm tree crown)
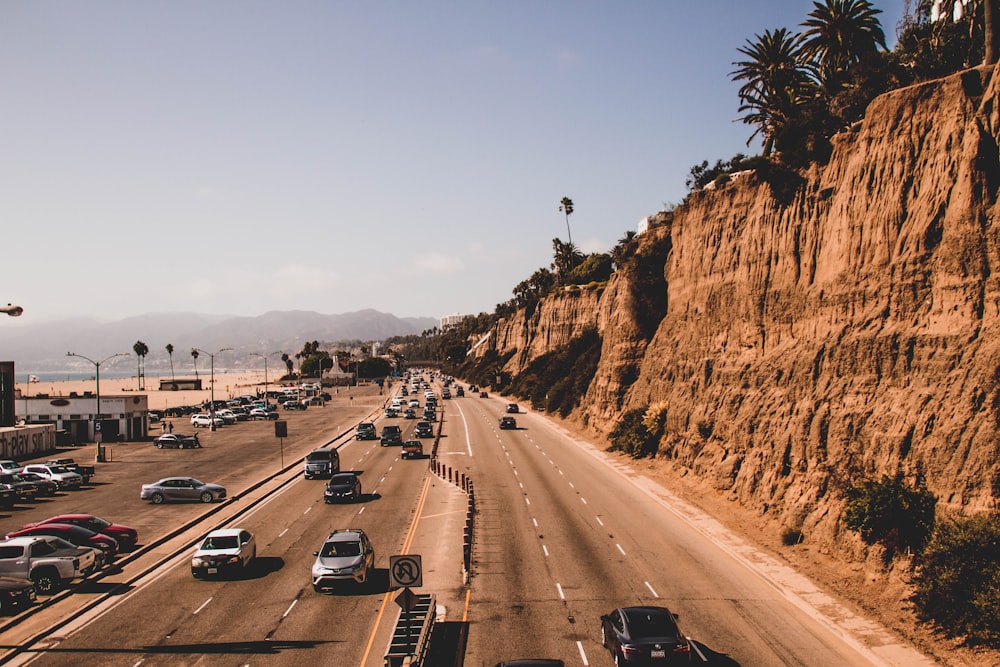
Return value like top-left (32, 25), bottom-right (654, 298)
top-left (731, 28), bottom-right (814, 156)
top-left (801, 0), bottom-right (886, 84)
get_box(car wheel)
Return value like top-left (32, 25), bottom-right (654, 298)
top-left (200, 491), bottom-right (213, 503)
top-left (156, 443), bottom-right (163, 448)
top-left (150, 492), bottom-right (165, 504)
top-left (31, 568), bottom-right (62, 595)
top-left (601, 626), bottom-right (608, 648)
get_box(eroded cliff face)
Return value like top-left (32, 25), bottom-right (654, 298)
top-left (490, 65), bottom-right (1000, 556)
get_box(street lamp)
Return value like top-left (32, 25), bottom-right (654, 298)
top-left (194, 348), bottom-right (232, 431)
top-left (2, 303), bottom-right (23, 317)
top-left (66, 351), bottom-right (128, 450)
top-left (250, 351), bottom-right (280, 407)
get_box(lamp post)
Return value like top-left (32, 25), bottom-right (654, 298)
top-left (66, 351), bottom-right (128, 451)
top-left (250, 351), bottom-right (279, 407)
top-left (194, 348), bottom-right (232, 431)
top-left (2, 303), bottom-right (23, 317)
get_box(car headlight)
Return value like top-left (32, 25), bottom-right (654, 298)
top-left (192, 557), bottom-right (206, 567)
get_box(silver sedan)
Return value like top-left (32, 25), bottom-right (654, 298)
top-left (140, 477), bottom-right (227, 504)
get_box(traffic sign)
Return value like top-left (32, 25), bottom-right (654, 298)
top-left (394, 587), bottom-right (419, 612)
top-left (389, 554), bottom-right (422, 588)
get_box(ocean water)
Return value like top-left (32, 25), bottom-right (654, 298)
top-left (17, 370), bottom-right (235, 384)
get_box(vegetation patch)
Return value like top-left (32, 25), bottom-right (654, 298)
top-left (843, 474), bottom-right (937, 559)
top-left (506, 327), bottom-right (602, 417)
top-left (608, 407), bottom-right (658, 458)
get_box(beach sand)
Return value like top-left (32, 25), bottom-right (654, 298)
top-left (19, 371), bottom-right (276, 411)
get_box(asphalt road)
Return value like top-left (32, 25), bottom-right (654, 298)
top-left (0, 379), bottom-right (933, 666)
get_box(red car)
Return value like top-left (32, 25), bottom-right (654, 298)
top-left (22, 514), bottom-right (138, 551)
top-left (5, 523), bottom-right (119, 566)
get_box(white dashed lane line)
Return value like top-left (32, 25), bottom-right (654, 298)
top-left (192, 597), bottom-right (212, 615)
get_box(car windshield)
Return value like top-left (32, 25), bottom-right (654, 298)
top-left (47, 465), bottom-right (70, 474)
top-left (330, 475), bottom-right (355, 484)
top-left (307, 451), bottom-right (332, 461)
top-left (625, 611), bottom-right (678, 639)
top-left (85, 516), bottom-right (111, 529)
top-left (322, 541), bottom-right (361, 557)
top-left (201, 535), bottom-right (238, 550)
top-left (186, 478), bottom-right (205, 487)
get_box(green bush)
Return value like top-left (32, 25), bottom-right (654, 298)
top-left (609, 407), bottom-right (658, 458)
top-left (843, 474), bottom-right (937, 558)
top-left (507, 327), bottom-right (602, 417)
top-left (912, 514), bottom-right (1000, 646)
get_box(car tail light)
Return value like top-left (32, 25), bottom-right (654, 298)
top-left (674, 640), bottom-right (691, 653)
top-left (620, 645), bottom-right (642, 655)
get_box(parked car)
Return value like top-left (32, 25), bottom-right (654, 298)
top-left (190, 414), bottom-right (223, 428)
top-left (153, 433), bottom-right (201, 449)
top-left (599, 606), bottom-right (692, 664)
top-left (140, 477), bottom-right (227, 504)
top-left (191, 528), bottom-right (255, 578)
top-left (500, 416), bottom-right (517, 430)
top-left (43, 458), bottom-right (95, 484)
top-left (23, 514), bottom-right (138, 550)
top-left (5, 524), bottom-right (118, 568)
top-left (282, 399), bottom-right (307, 410)
top-left (0, 460), bottom-right (23, 474)
top-left (21, 464), bottom-right (83, 491)
top-left (311, 528), bottom-right (374, 591)
top-left (0, 474), bottom-right (38, 501)
top-left (0, 576), bottom-right (36, 614)
top-left (0, 535), bottom-right (98, 594)
top-left (324, 473), bottom-right (362, 503)
top-left (355, 423), bottom-right (377, 440)
top-left (249, 407), bottom-right (279, 420)
top-left (15, 472), bottom-right (57, 497)
top-left (215, 409), bottom-right (238, 424)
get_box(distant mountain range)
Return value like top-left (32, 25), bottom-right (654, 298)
top-left (0, 309), bottom-right (439, 372)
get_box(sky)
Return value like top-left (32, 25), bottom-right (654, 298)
top-left (1, 1), bottom-right (906, 325)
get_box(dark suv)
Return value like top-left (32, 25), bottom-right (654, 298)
top-left (355, 423), bottom-right (377, 440)
top-left (380, 425), bottom-right (403, 446)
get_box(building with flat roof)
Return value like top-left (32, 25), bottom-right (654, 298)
top-left (16, 391), bottom-right (149, 443)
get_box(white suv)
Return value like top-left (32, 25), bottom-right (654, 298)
top-left (191, 414), bottom-right (222, 428)
top-left (311, 529), bottom-right (374, 591)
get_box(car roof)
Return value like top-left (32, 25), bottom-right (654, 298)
top-left (326, 528), bottom-right (365, 542)
top-left (204, 528), bottom-right (243, 538)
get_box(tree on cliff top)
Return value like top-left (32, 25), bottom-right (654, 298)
top-left (801, 0), bottom-right (887, 90)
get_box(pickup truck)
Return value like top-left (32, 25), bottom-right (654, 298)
top-left (0, 535), bottom-right (98, 594)
top-left (21, 464), bottom-right (83, 491)
top-left (44, 458), bottom-right (95, 484)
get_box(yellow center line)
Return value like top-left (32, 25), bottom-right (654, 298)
top-left (357, 473), bottom-right (433, 667)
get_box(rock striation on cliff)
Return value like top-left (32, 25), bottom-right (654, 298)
top-left (485, 64), bottom-right (1000, 556)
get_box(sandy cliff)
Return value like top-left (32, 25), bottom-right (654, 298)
top-left (487, 64), bottom-right (1000, 560)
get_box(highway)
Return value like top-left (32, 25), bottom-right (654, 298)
top-left (0, 379), bottom-right (932, 666)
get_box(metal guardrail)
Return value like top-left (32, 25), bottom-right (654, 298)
top-left (384, 592), bottom-right (436, 667)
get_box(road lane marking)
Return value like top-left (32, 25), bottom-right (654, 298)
top-left (556, 583), bottom-right (565, 599)
top-left (616, 544), bottom-right (626, 556)
top-left (358, 475), bottom-right (433, 667)
top-left (580, 497), bottom-right (588, 505)
top-left (645, 581), bottom-right (659, 597)
top-left (542, 545), bottom-right (549, 557)
top-left (576, 641), bottom-right (590, 665)
top-left (192, 597), bottom-right (212, 615)
top-left (303, 506), bottom-right (311, 514)
top-left (532, 518), bottom-right (538, 527)
top-left (282, 599), bottom-right (297, 618)
top-left (595, 516), bottom-right (604, 526)
top-left (278, 528), bottom-right (289, 537)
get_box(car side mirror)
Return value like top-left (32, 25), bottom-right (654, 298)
top-left (312, 551), bottom-right (319, 556)
top-left (673, 613), bottom-right (680, 620)
top-left (600, 615), bottom-right (609, 622)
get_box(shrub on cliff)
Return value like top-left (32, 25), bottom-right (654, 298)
top-left (507, 327), bottom-right (601, 417)
top-left (912, 514), bottom-right (1000, 646)
top-left (843, 474), bottom-right (937, 557)
top-left (609, 407), bottom-right (658, 458)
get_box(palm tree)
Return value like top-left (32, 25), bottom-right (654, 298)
top-left (731, 27), bottom-right (814, 156)
top-left (559, 197), bottom-right (574, 246)
top-left (165, 343), bottom-right (175, 381)
top-left (551, 238), bottom-right (584, 283)
top-left (191, 348), bottom-right (200, 381)
top-left (133, 340), bottom-right (148, 390)
top-left (801, 0), bottom-right (887, 88)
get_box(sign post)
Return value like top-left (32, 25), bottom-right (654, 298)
top-left (274, 420), bottom-right (287, 468)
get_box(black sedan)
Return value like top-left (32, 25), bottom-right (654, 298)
top-left (600, 606), bottom-right (692, 664)
top-left (324, 473), bottom-right (362, 503)
top-left (0, 577), bottom-right (35, 615)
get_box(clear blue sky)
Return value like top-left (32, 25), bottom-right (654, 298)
top-left (1, 1), bottom-right (905, 325)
